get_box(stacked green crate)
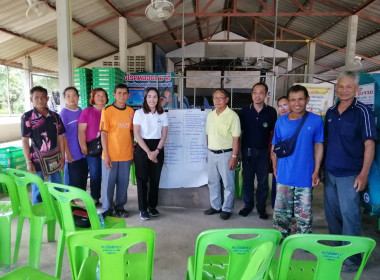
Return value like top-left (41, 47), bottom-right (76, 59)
top-left (74, 68), bottom-right (92, 108)
top-left (92, 68), bottom-right (125, 105)
top-left (0, 147), bottom-right (26, 172)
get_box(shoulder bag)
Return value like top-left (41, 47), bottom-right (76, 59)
top-left (273, 112), bottom-right (309, 158)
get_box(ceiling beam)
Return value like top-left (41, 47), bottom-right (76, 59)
top-left (125, 11), bottom-right (352, 18)
top-left (101, 0), bottom-right (146, 41)
top-left (193, 0), bottom-right (204, 40)
top-left (201, 0), bottom-right (216, 13)
top-left (256, 18), bottom-right (380, 66)
top-left (46, 1), bottom-right (118, 49)
top-left (0, 28), bottom-right (88, 65)
top-left (0, 59), bottom-right (57, 74)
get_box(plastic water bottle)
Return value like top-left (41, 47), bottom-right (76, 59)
top-left (95, 260), bottom-right (100, 280)
top-left (97, 213), bottom-right (105, 228)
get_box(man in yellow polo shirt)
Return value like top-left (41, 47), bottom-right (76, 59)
top-left (100, 84), bottom-right (134, 218)
top-left (205, 88), bottom-right (241, 220)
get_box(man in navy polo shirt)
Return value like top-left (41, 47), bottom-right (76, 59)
top-left (324, 71), bottom-right (376, 272)
top-left (239, 82), bottom-right (277, 219)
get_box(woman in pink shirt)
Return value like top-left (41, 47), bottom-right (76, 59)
top-left (78, 88), bottom-right (108, 205)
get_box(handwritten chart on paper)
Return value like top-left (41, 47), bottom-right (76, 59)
top-left (159, 109), bottom-right (210, 189)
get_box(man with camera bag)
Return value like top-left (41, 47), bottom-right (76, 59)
top-left (271, 85), bottom-right (323, 238)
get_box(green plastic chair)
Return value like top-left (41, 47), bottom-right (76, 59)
top-left (186, 228), bottom-right (282, 280)
top-left (66, 227), bottom-right (155, 280)
top-left (0, 266), bottom-right (59, 279)
top-left (5, 168), bottom-right (57, 269)
top-left (130, 162), bottom-right (136, 185)
top-left (46, 182), bottom-right (126, 279)
top-left (0, 173), bottom-right (20, 269)
top-left (268, 234), bottom-right (376, 280)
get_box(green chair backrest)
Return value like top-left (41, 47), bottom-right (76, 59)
top-left (46, 182), bottom-right (101, 232)
top-left (193, 228), bottom-right (282, 280)
top-left (0, 173), bottom-right (20, 216)
top-left (5, 169), bottom-right (55, 220)
top-left (66, 227), bottom-right (155, 280)
top-left (277, 234), bottom-right (376, 280)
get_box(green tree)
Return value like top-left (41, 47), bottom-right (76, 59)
top-left (0, 65), bottom-right (25, 115)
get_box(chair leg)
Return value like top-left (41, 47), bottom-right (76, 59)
top-left (55, 230), bottom-right (65, 278)
top-left (13, 216), bottom-right (24, 265)
top-left (0, 217), bottom-right (11, 268)
top-left (46, 220), bottom-right (56, 242)
top-left (28, 219), bottom-right (44, 269)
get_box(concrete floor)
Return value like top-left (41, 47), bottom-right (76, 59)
top-left (0, 182), bottom-right (380, 280)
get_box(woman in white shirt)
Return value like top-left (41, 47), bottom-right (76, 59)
top-left (133, 87), bottom-right (168, 220)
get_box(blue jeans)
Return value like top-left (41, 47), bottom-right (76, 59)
top-left (207, 151), bottom-right (235, 212)
top-left (32, 170), bottom-right (62, 204)
top-left (324, 170), bottom-right (362, 265)
top-left (86, 155), bottom-right (102, 200)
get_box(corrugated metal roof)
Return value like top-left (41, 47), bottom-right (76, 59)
top-left (0, 0), bottom-right (379, 79)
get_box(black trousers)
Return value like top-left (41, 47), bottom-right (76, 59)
top-left (134, 139), bottom-right (164, 211)
top-left (68, 157), bottom-right (88, 191)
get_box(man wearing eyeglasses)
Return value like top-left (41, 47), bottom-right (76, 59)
top-left (238, 82), bottom-right (277, 219)
top-left (204, 88), bottom-right (241, 220)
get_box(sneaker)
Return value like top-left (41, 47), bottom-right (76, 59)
top-left (102, 209), bottom-right (113, 218)
top-left (220, 211), bottom-right (231, 220)
top-left (204, 207), bottom-right (221, 215)
top-left (258, 211), bottom-right (269, 220)
top-left (238, 208), bottom-right (252, 217)
top-left (140, 210), bottom-right (150, 221)
top-left (148, 208), bottom-right (160, 217)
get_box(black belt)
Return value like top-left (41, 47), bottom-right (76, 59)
top-left (209, 148), bottom-right (232, 154)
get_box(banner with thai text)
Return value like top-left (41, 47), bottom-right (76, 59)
top-left (125, 73), bottom-right (176, 108)
top-left (357, 83), bottom-right (375, 110)
top-left (295, 83), bottom-right (334, 116)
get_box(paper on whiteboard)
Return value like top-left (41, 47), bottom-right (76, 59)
top-left (159, 109), bottom-right (210, 189)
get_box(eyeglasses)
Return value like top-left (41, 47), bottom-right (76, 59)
top-left (278, 104), bottom-right (289, 109)
top-left (213, 96), bottom-right (226, 100)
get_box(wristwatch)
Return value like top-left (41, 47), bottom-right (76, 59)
top-left (232, 154), bottom-right (237, 158)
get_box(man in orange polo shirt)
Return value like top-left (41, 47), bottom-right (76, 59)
top-left (100, 84), bottom-right (134, 218)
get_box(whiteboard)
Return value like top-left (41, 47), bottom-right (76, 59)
top-left (159, 109), bottom-right (211, 189)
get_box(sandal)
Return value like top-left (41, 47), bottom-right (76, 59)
top-left (114, 208), bottom-right (129, 218)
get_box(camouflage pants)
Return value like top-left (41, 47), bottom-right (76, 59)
top-left (273, 183), bottom-right (313, 237)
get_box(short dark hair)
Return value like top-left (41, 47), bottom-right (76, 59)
top-left (277, 96), bottom-right (288, 105)
top-left (213, 88), bottom-right (230, 99)
top-left (89, 88), bottom-right (109, 105)
top-left (142, 87), bottom-right (164, 114)
top-left (63, 86), bottom-right (79, 97)
top-left (30, 86), bottom-right (48, 97)
top-left (252, 82), bottom-right (268, 93)
top-left (287, 85), bottom-right (309, 99)
top-left (114, 83), bottom-right (128, 93)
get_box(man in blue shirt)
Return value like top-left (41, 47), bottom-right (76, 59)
top-left (272, 85), bottom-right (323, 238)
top-left (324, 71), bottom-right (376, 272)
top-left (239, 82), bottom-right (277, 219)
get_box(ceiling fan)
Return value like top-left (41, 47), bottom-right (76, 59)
top-left (25, 0), bottom-right (48, 20)
top-left (145, 0), bottom-right (174, 22)
top-left (253, 57), bottom-right (273, 69)
top-left (235, 57), bottom-right (272, 70)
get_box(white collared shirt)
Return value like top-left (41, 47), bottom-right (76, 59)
top-left (133, 109), bottom-right (168, 139)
